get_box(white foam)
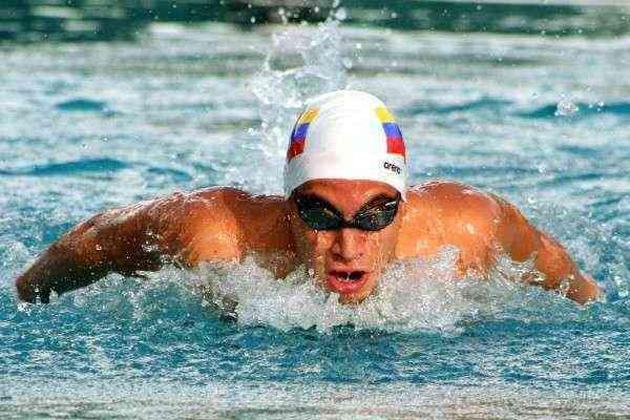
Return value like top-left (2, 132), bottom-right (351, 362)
top-left (188, 247), bottom-right (572, 333)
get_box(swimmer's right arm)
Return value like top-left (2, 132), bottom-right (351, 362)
top-left (15, 188), bottom-right (244, 303)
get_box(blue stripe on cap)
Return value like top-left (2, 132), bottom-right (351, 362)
top-left (291, 123), bottom-right (310, 143)
top-left (382, 122), bottom-right (402, 139)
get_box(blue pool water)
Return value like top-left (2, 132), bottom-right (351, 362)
top-left (1, 19), bottom-right (630, 418)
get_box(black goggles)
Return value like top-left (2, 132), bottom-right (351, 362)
top-left (293, 192), bottom-right (401, 231)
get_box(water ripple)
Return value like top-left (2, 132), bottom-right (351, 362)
top-left (519, 102), bottom-right (630, 119)
top-left (55, 98), bottom-right (114, 115)
top-left (0, 158), bottom-right (129, 176)
top-left (403, 98), bottom-right (513, 116)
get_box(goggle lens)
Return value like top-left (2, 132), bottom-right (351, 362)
top-left (294, 193), bottom-right (400, 231)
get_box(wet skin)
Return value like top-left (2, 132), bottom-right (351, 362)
top-left (287, 180), bottom-right (403, 304)
top-left (16, 180), bottom-right (601, 304)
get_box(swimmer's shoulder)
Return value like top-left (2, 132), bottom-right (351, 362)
top-left (406, 180), bottom-right (502, 217)
top-left (146, 187), bottom-right (291, 266)
top-left (398, 181), bottom-right (503, 263)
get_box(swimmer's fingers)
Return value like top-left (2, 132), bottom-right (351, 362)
top-left (16, 273), bottom-right (51, 304)
top-left (563, 271), bottom-right (602, 304)
top-left (580, 272), bottom-right (603, 300)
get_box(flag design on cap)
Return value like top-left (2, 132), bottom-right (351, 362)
top-left (376, 107), bottom-right (406, 162)
top-left (287, 108), bottom-right (319, 161)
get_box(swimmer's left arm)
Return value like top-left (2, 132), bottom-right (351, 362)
top-left (495, 198), bottom-right (601, 304)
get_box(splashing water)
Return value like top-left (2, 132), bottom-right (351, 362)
top-left (188, 247), bottom-right (581, 333)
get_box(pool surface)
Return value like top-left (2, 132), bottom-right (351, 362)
top-left (1, 13), bottom-right (630, 419)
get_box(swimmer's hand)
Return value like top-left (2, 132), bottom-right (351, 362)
top-left (15, 241), bottom-right (114, 304)
top-left (569, 271), bottom-right (601, 303)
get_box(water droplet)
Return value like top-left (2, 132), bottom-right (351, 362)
top-left (391, 12), bottom-right (398, 19)
top-left (342, 58), bottom-right (353, 69)
top-left (95, 244), bottom-right (103, 251)
top-left (250, 16), bottom-right (256, 23)
top-left (334, 8), bottom-right (347, 21)
top-left (555, 99), bottom-right (579, 117)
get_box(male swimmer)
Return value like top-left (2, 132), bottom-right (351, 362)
top-left (16, 90), bottom-right (600, 305)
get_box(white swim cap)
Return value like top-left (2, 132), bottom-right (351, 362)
top-left (283, 90), bottom-right (408, 200)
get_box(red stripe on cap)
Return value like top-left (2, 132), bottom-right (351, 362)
top-left (387, 137), bottom-right (406, 161)
top-left (287, 140), bottom-right (305, 160)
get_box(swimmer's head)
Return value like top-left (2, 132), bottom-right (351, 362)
top-left (284, 90), bottom-right (407, 303)
top-left (283, 90), bottom-right (407, 200)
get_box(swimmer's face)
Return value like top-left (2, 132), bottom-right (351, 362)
top-left (287, 179), bottom-right (404, 304)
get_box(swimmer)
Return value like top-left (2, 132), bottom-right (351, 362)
top-left (16, 90), bottom-right (600, 305)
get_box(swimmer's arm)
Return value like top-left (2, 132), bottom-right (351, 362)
top-left (15, 188), bottom-right (243, 303)
top-left (15, 204), bottom-right (154, 303)
top-left (496, 199), bottom-right (600, 304)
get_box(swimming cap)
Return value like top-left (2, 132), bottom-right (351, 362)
top-left (283, 90), bottom-right (408, 200)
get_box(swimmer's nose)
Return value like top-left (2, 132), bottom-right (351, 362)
top-left (331, 228), bottom-right (366, 261)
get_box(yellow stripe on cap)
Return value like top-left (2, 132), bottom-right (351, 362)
top-left (298, 108), bottom-right (319, 125)
top-left (375, 107), bottom-right (395, 123)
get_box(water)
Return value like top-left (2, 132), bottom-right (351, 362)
top-left (2, 14), bottom-right (630, 420)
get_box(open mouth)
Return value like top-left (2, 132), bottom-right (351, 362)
top-left (326, 270), bottom-right (369, 295)
top-left (330, 270), bottom-right (366, 282)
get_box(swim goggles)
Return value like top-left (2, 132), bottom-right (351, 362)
top-left (293, 193), bottom-right (401, 231)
